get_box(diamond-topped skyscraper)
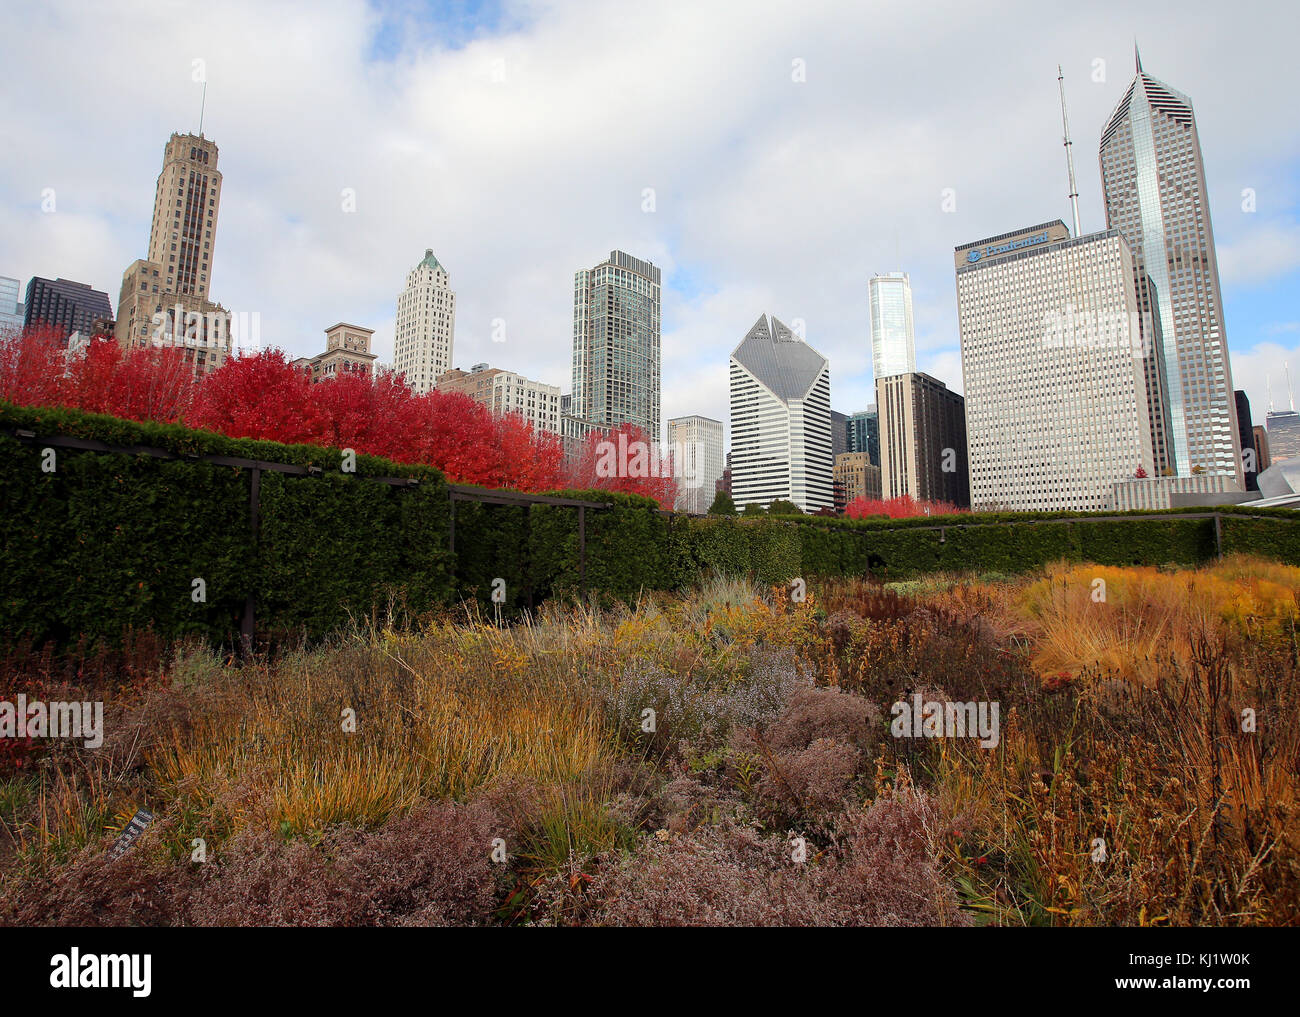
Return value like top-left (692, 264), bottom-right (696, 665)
top-left (1099, 47), bottom-right (1241, 481)
top-left (729, 314), bottom-right (833, 513)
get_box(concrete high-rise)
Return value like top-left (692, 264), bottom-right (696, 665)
top-left (394, 249), bottom-right (456, 394)
top-left (1100, 49), bottom-right (1240, 481)
top-left (955, 221), bottom-right (1156, 512)
top-left (667, 415), bottom-right (725, 515)
top-left (876, 372), bottom-right (968, 508)
top-left (729, 313), bottom-right (833, 513)
top-left (869, 272), bottom-right (916, 380)
top-left (114, 132), bottom-right (231, 377)
top-left (438, 364), bottom-right (561, 436)
top-left (572, 250), bottom-right (661, 442)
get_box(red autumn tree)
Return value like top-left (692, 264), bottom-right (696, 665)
top-left (312, 369), bottom-right (418, 461)
top-left (62, 338), bottom-right (197, 423)
top-left (0, 324), bottom-right (70, 409)
top-left (492, 411), bottom-right (566, 492)
top-left (397, 390), bottom-right (507, 485)
top-left (565, 422), bottom-right (678, 510)
top-left (844, 494), bottom-right (966, 519)
top-left (189, 349), bottom-right (327, 445)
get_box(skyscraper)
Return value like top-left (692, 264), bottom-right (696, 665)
top-left (729, 314), bottom-right (833, 513)
top-left (869, 272), bottom-right (916, 380)
top-left (114, 132), bottom-right (231, 376)
top-left (1267, 410), bottom-right (1300, 464)
top-left (394, 249), bottom-right (456, 394)
top-left (572, 250), bottom-right (661, 442)
top-left (876, 372), bottom-right (968, 508)
top-left (0, 276), bottom-right (23, 333)
top-left (1235, 390), bottom-right (1258, 490)
top-left (1099, 49), bottom-right (1240, 481)
top-left (23, 277), bottom-right (113, 341)
top-left (955, 221), bottom-right (1153, 512)
top-left (437, 364), bottom-right (561, 436)
top-left (667, 415), bottom-right (725, 515)
top-left (846, 407), bottom-right (880, 466)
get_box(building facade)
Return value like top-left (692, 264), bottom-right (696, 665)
top-left (23, 277), bottom-right (113, 342)
top-left (1100, 52), bottom-right (1240, 481)
top-left (1113, 473), bottom-right (1247, 511)
top-left (834, 451), bottom-right (882, 505)
top-left (0, 276), bottom-right (23, 333)
top-left (394, 249), bottom-right (456, 394)
top-left (1266, 410), bottom-right (1300, 463)
top-left (667, 415), bottom-right (725, 515)
top-left (955, 222), bottom-right (1156, 512)
top-left (1254, 425), bottom-right (1271, 474)
top-left (572, 250), bottom-right (661, 442)
top-left (876, 372), bottom-right (969, 508)
top-left (830, 409), bottom-right (848, 460)
top-left (113, 132), bottom-right (231, 377)
top-left (1234, 390), bottom-right (1258, 490)
top-left (293, 323), bottom-right (378, 383)
top-left (846, 407), bottom-right (880, 466)
top-left (437, 364), bottom-right (561, 436)
top-left (869, 272), bottom-right (916, 380)
top-left (729, 313), bottom-right (833, 513)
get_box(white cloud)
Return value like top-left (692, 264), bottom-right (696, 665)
top-left (1, 0), bottom-right (1297, 444)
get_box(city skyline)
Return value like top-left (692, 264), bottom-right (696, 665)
top-left (2, 1), bottom-right (1297, 452)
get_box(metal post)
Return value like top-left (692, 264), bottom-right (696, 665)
top-left (1214, 512), bottom-right (1223, 560)
top-left (578, 505), bottom-right (586, 596)
top-left (240, 467), bottom-right (261, 656)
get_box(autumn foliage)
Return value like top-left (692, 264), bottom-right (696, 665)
top-left (843, 494), bottom-right (967, 519)
top-left (0, 327), bottom-right (663, 495)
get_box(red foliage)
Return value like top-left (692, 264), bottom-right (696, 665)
top-left (0, 327), bottom-right (585, 495)
top-left (0, 324), bottom-right (70, 409)
top-left (844, 494), bottom-right (967, 519)
top-left (189, 349), bottom-right (326, 445)
top-left (564, 422), bottom-right (678, 509)
top-left (63, 339), bottom-right (197, 423)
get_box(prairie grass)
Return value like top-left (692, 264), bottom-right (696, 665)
top-left (2, 555), bottom-right (1298, 926)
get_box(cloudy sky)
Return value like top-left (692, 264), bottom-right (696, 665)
top-left (2, 0), bottom-right (1298, 444)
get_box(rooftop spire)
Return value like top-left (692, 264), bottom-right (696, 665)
top-left (1057, 65), bottom-right (1082, 236)
top-left (1134, 40), bottom-right (1143, 74)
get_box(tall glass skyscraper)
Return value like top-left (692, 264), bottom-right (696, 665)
top-left (572, 250), bottom-right (662, 441)
top-left (868, 272), bottom-right (916, 380)
top-left (1099, 49), bottom-right (1240, 481)
top-left (846, 407), bottom-right (880, 466)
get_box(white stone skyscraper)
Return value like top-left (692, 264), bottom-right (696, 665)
top-left (394, 249), bottom-right (456, 394)
top-left (955, 221), bottom-right (1156, 512)
top-left (1099, 48), bottom-right (1241, 481)
top-left (667, 415), bottom-right (725, 514)
top-left (572, 250), bottom-right (662, 441)
top-left (729, 314), bottom-right (833, 513)
top-left (869, 272), bottom-right (916, 380)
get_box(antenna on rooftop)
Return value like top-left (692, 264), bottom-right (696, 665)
top-left (1057, 65), bottom-right (1082, 236)
top-left (198, 82), bottom-right (207, 137)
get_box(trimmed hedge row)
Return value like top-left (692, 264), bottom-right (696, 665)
top-left (0, 403), bottom-right (455, 647)
top-left (5, 401), bottom-right (1300, 649)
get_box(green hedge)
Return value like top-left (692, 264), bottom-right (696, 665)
top-left (0, 403), bottom-right (455, 648)
top-left (5, 400), bottom-right (1300, 648)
